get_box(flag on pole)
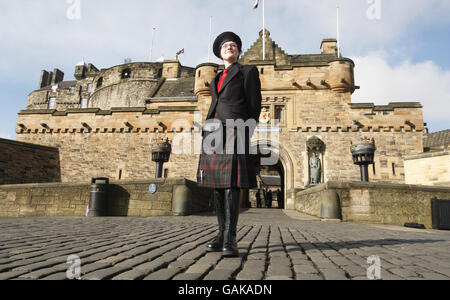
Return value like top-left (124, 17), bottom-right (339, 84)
top-left (176, 48), bottom-right (185, 56)
top-left (253, 0), bottom-right (260, 9)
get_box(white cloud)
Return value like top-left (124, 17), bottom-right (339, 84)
top-left (262, 0), bottom-right (450, 58)
top-left (351, 51), bottom-right (450, 131)
top-left (1, 0), bottom-right (450, 77)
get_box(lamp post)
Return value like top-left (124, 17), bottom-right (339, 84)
top-left (351, 138), bottom-right (376, 182)
top-left (151, 138), bottom-right (172, 178)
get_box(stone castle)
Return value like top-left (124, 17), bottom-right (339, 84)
top-left (15, 30), bottom-right (426, 209)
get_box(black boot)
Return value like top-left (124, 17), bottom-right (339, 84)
top-left (206, 189), bottom-right (225, 252)
top-left (222, 188), bottom-right (240, 257)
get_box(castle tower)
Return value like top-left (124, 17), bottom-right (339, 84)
top-left (194, 63), bottom-right (218, 122)
top-left (328, 58), bottom-right (355, 93)
top-left (194, 63), bottom-right (218, 97)
top-left (74, 58), bottom-right (87, 80)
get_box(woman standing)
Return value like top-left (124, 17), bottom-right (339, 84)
top-left (197, 32), bottom-right (262, 257)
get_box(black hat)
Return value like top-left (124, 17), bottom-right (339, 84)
top-left (213, 31), bottom-right (242, 59)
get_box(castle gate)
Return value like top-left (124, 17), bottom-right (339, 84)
top-left (252, 139), bottom-right (295, 210)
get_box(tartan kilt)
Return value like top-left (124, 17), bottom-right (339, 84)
top-left (197, 127), bottom-right (258, 189)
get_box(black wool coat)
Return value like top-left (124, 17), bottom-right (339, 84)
top-left (197, 62), bottom-right (262, 189)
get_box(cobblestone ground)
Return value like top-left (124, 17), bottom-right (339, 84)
top-left (0, 209), bottom-right (449, 280)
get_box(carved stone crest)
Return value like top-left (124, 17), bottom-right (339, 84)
top-left (259, 107), bottom-right (271, 124)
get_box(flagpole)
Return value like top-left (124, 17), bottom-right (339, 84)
top-left (208, 16), bottom-right (212, 62)
top-left (150, 27), bottom-right (156, 61)
top-left (262, 0), bottom-right (266, 60)
top-left (336, 5), bottom-right (341, 58)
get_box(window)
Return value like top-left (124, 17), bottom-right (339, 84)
top-left (259, 97), bottom-right (290, 127)
top-left (274, 106), bottom-right (284, 123)
top-left (96, 77), bottom-right (103, 88)
top-left (121, 68), bottom-right (131, 79)
top-left (48, 97), bottom-right (56, 109)
top-left (80, 98), bottom-right (88, 109)
top-left (274, 105), bottom-right (286, 126)
top-left (392, 163), bottom-right (396, 176)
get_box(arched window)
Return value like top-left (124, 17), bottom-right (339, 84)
top-left (96, 77), bottom-right (103, 88)
top-left (121, 68), bottom-right (131, 79)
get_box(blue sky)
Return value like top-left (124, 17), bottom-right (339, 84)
top-left (1, 0), bottom-right (449, 140)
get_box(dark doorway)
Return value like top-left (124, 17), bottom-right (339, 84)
top-left (250, 153), bottom-right (285, 209)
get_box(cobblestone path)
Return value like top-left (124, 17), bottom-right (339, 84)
top-left (0, 209), bottom-right (449, 280)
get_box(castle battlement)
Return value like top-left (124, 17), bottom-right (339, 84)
top-left (16, 100), bottom-right (424, 135)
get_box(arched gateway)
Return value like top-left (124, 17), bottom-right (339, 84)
top-left (252, 139), bottom-right (296, 210)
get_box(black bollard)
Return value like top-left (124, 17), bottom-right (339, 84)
top-left (88, 177), bottom-right (109, 217)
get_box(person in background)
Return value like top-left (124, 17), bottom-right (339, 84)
top-left (256, 189), bottom-right (262, 208)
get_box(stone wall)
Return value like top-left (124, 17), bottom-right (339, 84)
top-left (16, 108), bottom-right (200, 183)
top-left (0, 138), bottom-right (60, 185)
top-left (0, 178), bottom-right (212, 217)
top-left (16, 105), bottom-right (423, 189)
top-left (404, 151), bottom-right (450, 187)
top-left (296, 181), bottom-right (450, 228)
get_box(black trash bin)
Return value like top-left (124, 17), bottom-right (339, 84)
top-left (88, 177), bottom-right (109, 217)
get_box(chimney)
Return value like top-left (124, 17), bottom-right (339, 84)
top-left (39, 70), bottom-right (52, 89)
top-left (51, 68), bottom-right (64, 85)
top-left (321, 39), bottom-right (338, 56)
top-left (162, 58), bottom-right (181, 79)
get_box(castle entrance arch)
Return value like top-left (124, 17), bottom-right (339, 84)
top-left (251, 139), bottom-right (295, 210)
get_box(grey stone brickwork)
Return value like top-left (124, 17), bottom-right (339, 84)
top-left (0, 138), bottom-right (60, 185)
top-left (0, 178), bottom-right (211, 217)
top-left (296, 181), bottom-right (450, 229)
